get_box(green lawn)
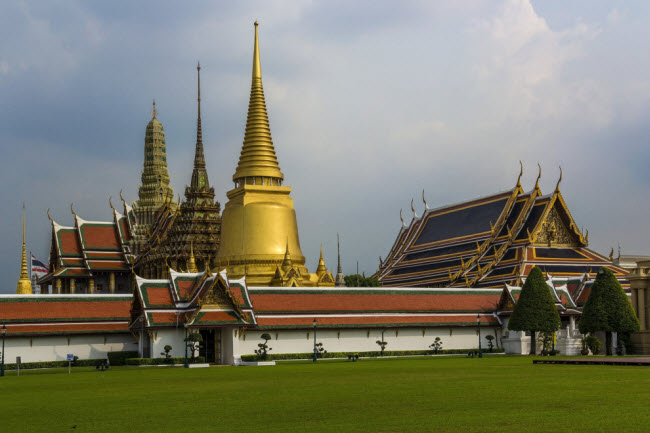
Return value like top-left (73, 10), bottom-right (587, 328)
top-left (3, 356), bottom-right (649, 432)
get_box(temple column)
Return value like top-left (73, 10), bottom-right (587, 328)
top-left (109, 272), bottom-right (115, 294)
top-left (88, 278), bottom-right (95, 294)
top-left (569, 316), bottom-right (576, 335)
top-left (70, 278), bottom-right (76, 294)
top-left (632, 289), bottom-right (639, 320)
top-left (55, 279), bottom-right (62, 294)
top-left (639, 288), bottom-right (647, 331)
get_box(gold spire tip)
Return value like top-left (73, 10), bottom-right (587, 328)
top-left (151, 99), bottom-right (158, 118)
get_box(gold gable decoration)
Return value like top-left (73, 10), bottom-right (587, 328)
top-left (535, 207), bottom-right (578, 247)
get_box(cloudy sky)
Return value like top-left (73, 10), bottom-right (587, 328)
top-left (2, 0), bottom-right (650, 292)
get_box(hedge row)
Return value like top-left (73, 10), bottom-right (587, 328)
top-left (241, 348), bottom-right (504, 361)
top-left (2, 358), bottom-right (105, 370)
top-left (125, 356), bottom-right (206, 366)
top-left (108, 351), bottom-right (139, 366)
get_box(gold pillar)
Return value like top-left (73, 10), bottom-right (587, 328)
top-left (70, 278), bottom-right (76, 294)
top-left (88, 278), bottom-right (95, 294)
top-left (55, 279), bottom-right (62, 294)
top-left (639, 288), bottom-right (646, 331)
top-left (109, 272), bottom-right (115, 294)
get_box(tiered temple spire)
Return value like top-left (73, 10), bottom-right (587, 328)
top-left (17, 204), bottom-right (33, 294)
top-left (335, 233), bottom-right (345, 287)
top-left (232, 21), bottom-right (284, 185)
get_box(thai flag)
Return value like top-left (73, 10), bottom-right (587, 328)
top-left (31, 253), bottom-right (49, 276)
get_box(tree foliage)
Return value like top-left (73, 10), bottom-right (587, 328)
top-left (508, 266), bottom-right (561, 333)
top-left (579, 268), bottom-right (640, 335)
top-left (579, 267), bottom-right (640, 355)
top-left (184, 333), bottom-right (203, 360)
top-left (344, 274), bottom-right (380, 287)
top-left (255, 333), bottom-right (273, 360)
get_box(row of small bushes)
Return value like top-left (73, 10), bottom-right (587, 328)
top-left (108, 351), bottom-right (139, 366)
top-left (241, 348), bottom-right (504, 362)
top-left (125, 356), bottom-right (206, 366)
top-left (2, 358), bottom-right (105, 370)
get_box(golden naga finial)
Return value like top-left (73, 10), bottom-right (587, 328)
top-left (70, 203), bottom-right (77, 218)
top-left (46, 208), bottom-right (53, 222)
top-left (119, 189), bottom-right (126, 204)
top-left (151, 99), bottom-right (158, 118)
top-left (609, 248), bottom-right (614, 261)
top-left (534, 163), bottom-right (542, 191)
top-left (516, 160), bottom-right (523, 188)
top-left (399, 209), bottom-right (406, 227)
top-left (554, 166), bottom-right (563, 193)
top-left (109, 196), bottom-right (115, 211)
top-left (422, 190), bottom-right (429, 211)
top-left (411, 199), bottom-right (419, 219)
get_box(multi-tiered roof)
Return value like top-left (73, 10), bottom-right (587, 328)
top-left (38, 199), bottom-right (135, 291)
top-left (379, 168), bottom-right (628, 288)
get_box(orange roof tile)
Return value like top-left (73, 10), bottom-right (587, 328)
top-left (0, 298), bottom-right (131, 322)
top-left (81, 225), bottom-right (120, 249)
top-left (249, 291), bottom-right (500, 313)
top-left (256, 314), bottom-right (499, 328)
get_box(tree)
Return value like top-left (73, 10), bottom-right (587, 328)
top-left (160, 344), bottom-right (172, 362)
top-left (579, 268), bottom-right (640, 355)
top-left (344, 274), bottom-right (380, 287)
top-left (485, 335), bottom-right (494, 352)
top-left (184, 333), bottom-right (203, 360)
top-left (315, 342), bottom-right (327, 358)
top-left (376, 340), bottom-right (387, 355)
top-left (255, 333), bottom-right (273, 360)
top-left (508, 266), bottom-right (561, 355)
top-left (429, 337), bottom-right (443, 354)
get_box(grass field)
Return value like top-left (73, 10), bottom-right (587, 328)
top-left (3, 355), bottom-right (649, 432)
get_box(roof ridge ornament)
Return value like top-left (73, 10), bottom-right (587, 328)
top-left (46, 208), bottom-right (53, 222)
top-left (411, 199), bottom-right (419, 219)
top-left (554, 166), bottom-right (563, 193)
top-left (517, 160), bottom-right (523, 189)
top-left (422, 190), bottom-right (429, 211)
top-left (534, 163), bottom-right (542, 191)
top-left (399, 209), bottom-right (406, 228)
top-left (70, 203), bottom-right (77, 218)
top-left (109, 196), bottom-right (115, 211)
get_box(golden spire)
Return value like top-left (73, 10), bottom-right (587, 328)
top-left (17, 203), bottom-right (33, 294)
top-left (281, 238), bottom-right (293, 272)
top-left (187, 241), bottom-right (198, 273)
top-left (232, 21), bottom-right (284, 183)
top-left (316, 244), bottom-right (327, 276)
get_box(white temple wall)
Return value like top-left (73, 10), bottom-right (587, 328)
top-left (149, 328), bottom-right (187, 358)
top-left (1, 334), bottom-right (135, 363)
top-left (237, 326), bottom-right (501, 356)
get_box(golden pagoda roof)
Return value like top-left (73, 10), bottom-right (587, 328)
top-left (232, 22), bottom-right (284, 182)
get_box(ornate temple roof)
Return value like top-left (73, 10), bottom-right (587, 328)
top-left (379, 169), bottom-right (628, 288)
top-left (38, 201), bottom-right (135, 284)
top-left (132, 269), bottom-right (256, 329)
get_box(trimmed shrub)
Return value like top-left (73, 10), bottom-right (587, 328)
top-left (3, 358), bottom-right (105, 370)
top-left (125, 356), bottom-right (206, 366)
top-left (508, 266), bottom-right (561, 355)
top-left (108, 351), bottom-right (138, 366)
top-left (580, 268), bottom-right (640, 355)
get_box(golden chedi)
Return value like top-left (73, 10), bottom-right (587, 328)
top-left (215, 22), bottom-right (333, 287)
